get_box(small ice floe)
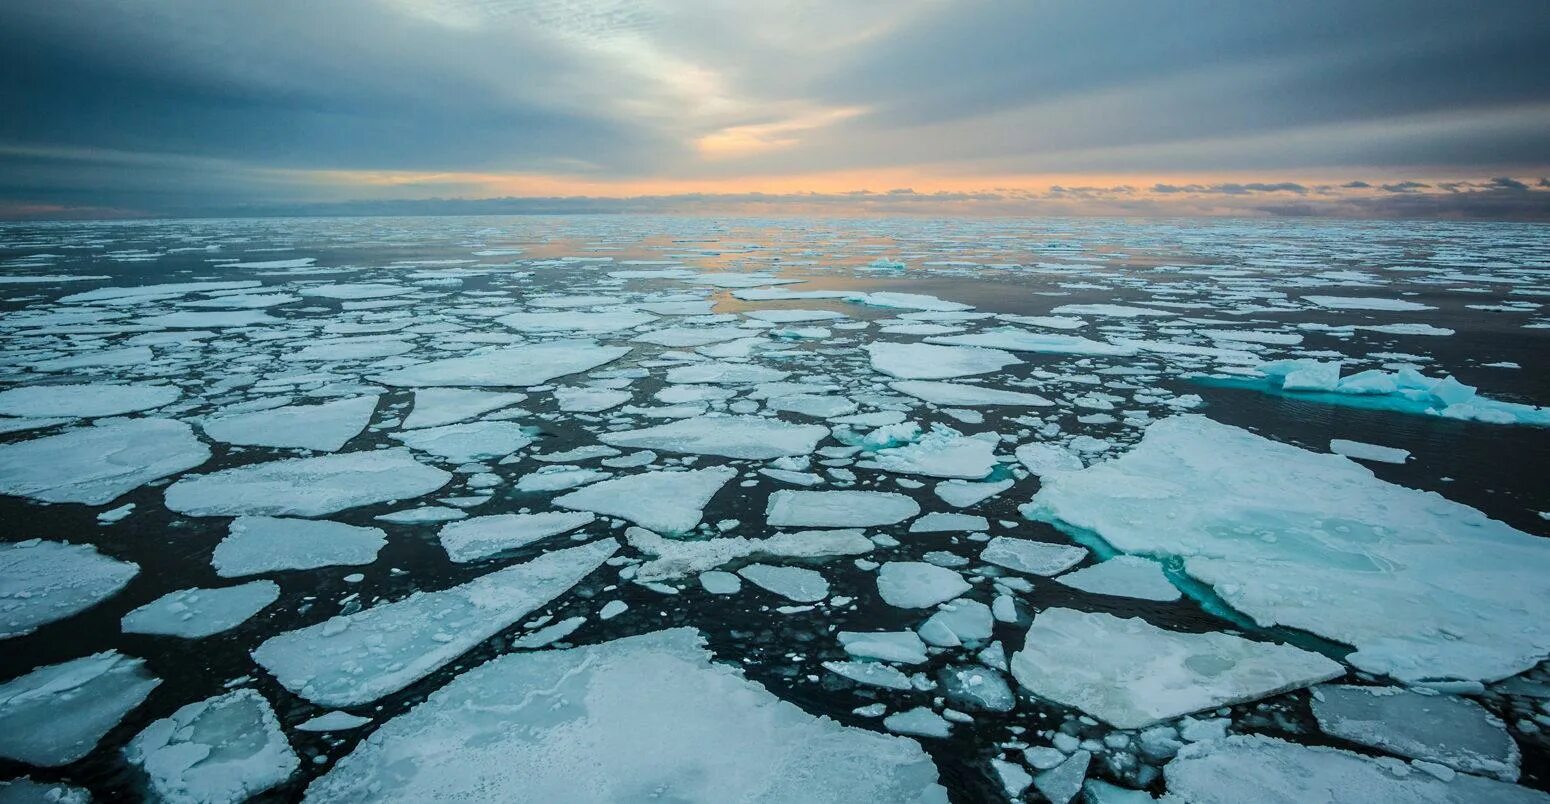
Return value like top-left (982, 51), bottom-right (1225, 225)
top-left (0, 652), bottom-right (160, 766)
top-left (554, 467), bottom-right (736, 533)
top-left (1, 540), bottom-right (138, 638)
top-left (0, 383), bottom-right (180, 418)
top-left (1329, 438), bottom-right (1410, 464)
top-left (875, 562), bottom-right (971, 609)
top-left (600, 415), bottom-right (826, 459)
top-left (401, 388), bottom-right (528, 429)
top-left (438, 512), bottom-right (596, 563)
top-left (212, 517), bottom-right (386, 577)
top-left (121, 581), bottom-right (279, 638)
top-left (0, 418), bottom-right (210, 505)
top-left (165, 448), bottom-right (451, 517)
top-left (765, 490), bottom-right (920, 527)
top-left (889, 380), bottom-right (1052, 407)
top-left (373, 341), bottom-right (629, 387)
top-left (125, 688), bottom-right (299, 804)
top-left (865, 342), bottom-right (1019, 380)
top-left (202, 395), bottom-right (377, 452)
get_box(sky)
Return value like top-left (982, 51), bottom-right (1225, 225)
top-left (3, 0), bottom-right (1550, 220)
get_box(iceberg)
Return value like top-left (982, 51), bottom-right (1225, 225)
top-left (373, 341), bottom-right (629, 387)
top-left (253, 539), bottom-right (618, 706)
top-left (212, 516), bottom-right (386, 577)
top-left (1024, 414), bottom-right (1550, 682)
top-left (165, 448), bottom-right (450, 517)
top-left (554, 467), bottom-right (736, 533)
top-left (1, 540), bottom-right (138, 638)
top-left (303, 629), bottom-right (946, 802)
top-left (125, 688), bottom-right (298, 804)
top-left (0, 652), bottom-right (159, 766)
top-left (0, 418), bottom-right (210, 505)
top-left (600, 416), bottom-right (826, 459)
top-left (1010, 608), bottom-right (1343, 729)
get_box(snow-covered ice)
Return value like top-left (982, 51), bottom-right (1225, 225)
top-left (554, 467), bottom-right (735, 533)
top-left (202, 395), bottom-right (377, 452)
top-left (1, 540), bottom-right (138, 639)
top-left (980, 537), bottom-right (1087, 576)
top-left (766, 490), bottom-right (920, 527)
top-left (165, 448), bottom-right (450, 517)
top-left (212, 517), bottom-right (386, 577)
top-left (125, 688), bottom-right (298, 804)
top-left (876, 562), bottom-right (972, 608)
top-left (389, 421), bottom-right (533, 463)
top-left (737, 563), bottom-right (830, 602)
top-left (890, 380), bottom-right (1052, 407)
top-left (866, 342), bottom-right (1018, 380)
top-left (120, 581), bottom-right (280, 638)
top-left (0, 418), bottom-right (210, 505)
top-left (401, 388), bottom-right (527, 429)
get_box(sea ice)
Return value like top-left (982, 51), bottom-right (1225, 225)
top-left (554, 467), bottom-right (736, 533)
top-left (1165, 734), bottom-right (1548, 804)
top-left (0, 383), bottom-right (180, 418)
top-left (0, 652), bottom-right (159, 766)
top-left (883, 708), bottom-right (952, 739)
top-left (927, 329), bottom-right (1135, 357)
top-left (766, 490), bottom-right (920, 527)
top-left (390, 421), bottom-right (532, 463)
top-left (253, 539), bottom-right (618, 706)
top-left (212, 517), bottom-right (386, 577)
top-left (553, 386), bottom-right (632, 412)
top-left (839, 631), bottom-right (930, 664)
top-left (0, 418), bottom-right (210, 505)
top-left (664, 362), bottom-right (789, 384)
top-left (865, 342), bottom-right (1019, 380)
top-left (1303, 295), bottom-right (1436, 311)
top-left (1014, 442), bottom-right (1084, 476)
top-left (890, 380), bottom-right (1052, 407)
top-left (600, 416), bottom-right (826, 459)
top-left (303, 629), bottom-right (946, 802)
top-left (1034, 749), bottom-right (1091, 804)
top-left (858, 425), bottom-right (997, 479)
top-left (824, 661), bottom-right (912, 690)
top-left (1055, 556), bottom-right (1181, 602)
top-left (1310, 685), bottom-right (1519, 780)
top-left (910, 512), bottom-right (990, 533)
top-left (934, 479), bottom-right (1013, 507)
top-left (121, 581), bottom-right (280, 638)
top-left (374, 341), bottom-right (629, 387)
top-left (165, 448), bottom-right (450, 517)
top-left (496, 310), bottom-right (655, 333)
top-left (438, 512), bottom-right (596, 562)
top-left (737, 564), bottom-right (829, 602)
top-left (980, 537), bottom-right (1087, 576)
top-left (202, 395), bottom-right (377, 452)
top-left (295, 712), bottom-right (371, 732)
top-left (876, 562), bottom-right (972, 608)
top-left (401, 388), bottom-right (527, 429)
top-left (1024, 414), bottom-right (1550, 682)
top-left (1, 540), bottom-right (138, 638)
top-left (628, 526), bottom-right (872, 582)
top-left (1329, 438), bottom-right (1410, 464)
top-left (125, 689), bottom-right (298, 804)
top-left (1010, 608), bottom-right (1343, 729)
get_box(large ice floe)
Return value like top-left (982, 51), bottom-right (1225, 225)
top-left (1011, 608), bottom-right (1343, 728)
top-left (1, 540), bottom-right (138, 638)
top-left (303, 628), bottom-right (947, 802)
top-left (165, 448), bottom-right (451, 517)
top-left (1310, 684), bottom-right (1520, 781)
top-left (252, 539), bottom-right (618, 706)
top-left (211, 516), bottom-right (386, 576)
top-left (766, 489), bottom-right (920, 527)
top-left (1226, 360), bottom-right (1550, 426)
top-left (1024, 414), bottom-right (1550, 682)
top-left (0, 383), bottom-right (179, 418)
top-left (554, 467), bottom-right (735, 532)
top-left (599, 415), bottom-right (826, 458)
top-left (0, 418), bottom-right (210, 505)
top-left (201, 395), bottom-right (377, 452)
top-left (372, 341), bottom-right (629, 387)
top-left (125, 688), bottom-right (298, 804)
top-left (865, 342), bottom-right (1019, 379)
top-left (0, 651), bottom-right (159, 766)
top-left (120, 581), bottom-right (279, 638)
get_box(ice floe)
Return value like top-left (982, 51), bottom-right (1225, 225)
top-left (600, 415), bottom-right (826, 459)
top-left (438, 512), bottom-right (596, 562)
top-left (890, 380), bottom-right (1052, 407)
top-left (554, 467), bottom-right (735, 533)
top-left (389, 421), bottom-right (532, 463)
top-left (0, 383), bottom-right (179, 418)
top-left (1, 540), bottom-right (138, 638)
top-left (628, 526), bottom-right (871, 582)
top-left (125, 688), bottom-right (298, 804)
top-left (165, 448), bottom-right (450, 517)
top-left (0, 651), bottom-right (159, 766)
top-left (401, 388), bottom-right (527, 429)
top-left (0, 418), bottom-right (210, 505)
top-left (866, 342), bottom-right (1019, 380)
top-left (121, 581), bottom-right (280, 638)
top-left (202, 395), bottom-right (377, 452)
top-left (374, 341), bottom-right (629, 387)
top-left (1310, 684), bottom-right (1519, 780)
top-left (1054, 556), bottom-right (1181, 602)
top-left (766, 490), bottom-right (920, 527)
top-left (876, 562), bottom-right (971, 608)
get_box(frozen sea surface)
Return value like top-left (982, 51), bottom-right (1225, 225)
top-left (0, 215), bottom-right (1547, 801)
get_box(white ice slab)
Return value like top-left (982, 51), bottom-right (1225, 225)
top-left (1303, 295), bottom-right (1436, 311)
top-left (0, 383), bottom-right (180, 418)
top-left (374, 341), bottom-right (629, 387)
top-left (213, 517), bottom-right (386, 577)
top-left (0, 651), bottom-right (159, 766)
top-left (165, 448), bottom-right (450, 517)
top-left (401, 388), bottom-right (527, 429)
top-left (554, 467), bottom-right (735, 533)
top-left (601, 415), bottom-right (826, 459)
top-left (121, 581), bottom-right (280, 638)
top-left (303, 629), bottom-right (946, 802)
top-left (438, 512), bottom-right (596, 562)
top-left (980, 537), bottom-right (1088, 576)
top-left (934, 479), bottom-right (1013, 508)
top-left (203, 395), bottom-right (377, 452)
top-left (766, 490), bottom-right (920, 527)
top-left (1055, 556), bottom-right (1181, 602)
top-left (0, 418), bottom-right (210, 505)
top-left (497, 310), bottom-right (655, 333)
top-left (1024, 414), bottom-right (1550, 682)
top-left (1329, 438), bottom-right (1410, 464)
top-left (253, 539), bottom-right (618, 706)
top-left (927, 329), bottom-right (1135, 357)
top-left (1011, 608), bottom-right (1343, 729)
top-left (890, 380), bottom-right (1052, 407)
top-left (126, 688), bottom-right (298, 804)
top-left (1, 540), bottom-right (138, 638)
top-left (737, 564), bottom-right (829, 602)
top-left (1310, 685), bottom-right (1519, 780)
top-left (628, 526), bottom-right (872, 582)
top-left (858, 425), bottom-right (997, 479)
top-left (876, 562), bottom-right (972, 608)
top-left (866, 343), bottom-right (1019, 380)
top-left (390, 421), bottom-right (532, 463)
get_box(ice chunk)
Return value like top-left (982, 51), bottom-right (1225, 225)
top-left (928, 329), bottom-right (1135, 357)
top-left (839, 631), bottom-right (930, 664)
top-left (0, 778), bottom-right (92, 802)
top-left (600, 416), bottom-right (826, 459)
top-left (373, 341), bottom-right (629, 387)
top-left (876, 562), bottom-right (971, 608)
top-left (438, 512), bottom-right (596, 563)
top-left (304, 629), bottom-right (946, 802)
top-left (766, 490), bottom-right (920, 527)
top-left (766, 394), bottom-right (858, 418)
top-left (889, 380), bottom-right (1052, 407)
top-left (390, 421), bottom-right (532, 463)
top-left (0, 418), bottom-right (209, 505)
top-left (301, 282), bottom-right (410, 300)
top-left (513, 465), bottom-right (608, 491)
top-left (1010, 608), bottom-right (1343, 729)
top-left (402, 388), bottom-right (527, 429)
top-left (553, 386), bottom-right (631, 412)
top-left (940, 665), bottom-right (1014, 712)
top-left (125, 689), bottom-right (298, 804)
top-left (213, 517), bottom-right (385, 577)
top-left (824, 661), bottom-right (912, 690)
top-left (1055, 556), bottom-right (1181, 602)
top-left (1303, 294), bottom-right (1436, 311)
top-left (866, 343), bottom-right (1018, 380)
top-left (1051, 303), bottom-right (1171, 318)
top-left (1329, 438), bottom-right (1410, 464)
top-left (0, 652), bottom-right (159, 766)
top-left (628, 526), bottom-right (871, 582)
top-left (203, 395), bottom-right (377, 452)
top-left (295, 711), bottom-right (371, 732)
top-left (1310, 685), bottom-right (1519, 780)
top-left (883, 707), bottom-right (952, 738)
top-left (980, 537), bottom-right (1087, 576)
top-left (1165, 734), bottom-right (1548, 804)
top-left (1034, 749), bottom-right (1091, 804)
top-left (664, 362), bottom-right (789, 385)
top-left (1014, 442), bottom-right (1083, 476)
top-left (858, 425), bottom-right (997, 479)
top-left (121, 581), bottom-right (279, 638)
top-left (0, 383), bottom-right (179, 418)
top-left (1024, 414), bottom-right (1550, 682)
top-left (284, 336), bottom-right (412, 361)
top-left (919, 600), bottom-right (994, 647)
top-left (61, 280), bottom-right (260, 304)
top-left (165, 448), bottom-right (450, 517)
top-left (699, 571), bottom-right (742, 594)
top-left (910, 512), bottom-right (989, 533)
top-left (856, 291), bottom-right (972, 312)
top-left (1, 540), bottom-right (137, 639)
top-left (253, 539), bottom-right (618, 706)
top-left (496, 310), bottom-right (655, 333)
top-left (737, 564), bottom-right (829, 602)
top-left (933, 479), bottom-right (1012, 507)
top-left (554, 467), bottom-right (735, 533)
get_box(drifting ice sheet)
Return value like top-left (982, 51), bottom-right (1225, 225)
top-left (121, 581), bottom-right (280, 638)
top-left (202, 395), bottom-right (377, 452)
top-left (390, 421), bottom-right (533, 463)
top-left (373, 341), bottom-right (629, 387)
top-left (126, 688), bottom-right (298, 804)
top-left (866, 342), bottom-right (1019, 380)
top-left (1024, 414), bottom-right (1550, 682)
top-left (165, 448), bottom-right (450, 517)
top-left (213, 517), bottom-right (386, 577)
top-left (438, 512), bottom-right (596, 563)
top-left (600, 416), bottom-right (826, 459)
top-left (0, 651), bottom-right (159, 766)
top-left (766, 490), bottom-right (920, 527)
top-left (555, 468), bottom-right (735, 533)
top-left (0, 383), bottom-right (179, 418)
top-left (1010, 608), bottom-right (1343, 729)
top-left (0, 418), bottom-right (210, 505)
top-left (401, 388), bottom-right (527, 429)
top-left (1310, 684), bottom-right (1520, 780)
top-left (890, 380), bottom-right (1052, 407)
top-left (1, 540), bottom-right (138, 639)
top-left (303, 628), bottom-right (947, 803)
top-left (252, 539), bottom-right (618, 706)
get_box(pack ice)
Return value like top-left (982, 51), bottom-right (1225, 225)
top-left (303, 629), bottom-right (947, 803)
top-left (165, 448), bottom-right (450, 517)
top-left (1024, 414), bottom-right (1550, 682)
top-left (252, 539), bottom-right (618, 706)
top-left (0, 418), bottom-right (210, 505)
top-left (1011, 608), bottom-right (1343, 729)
